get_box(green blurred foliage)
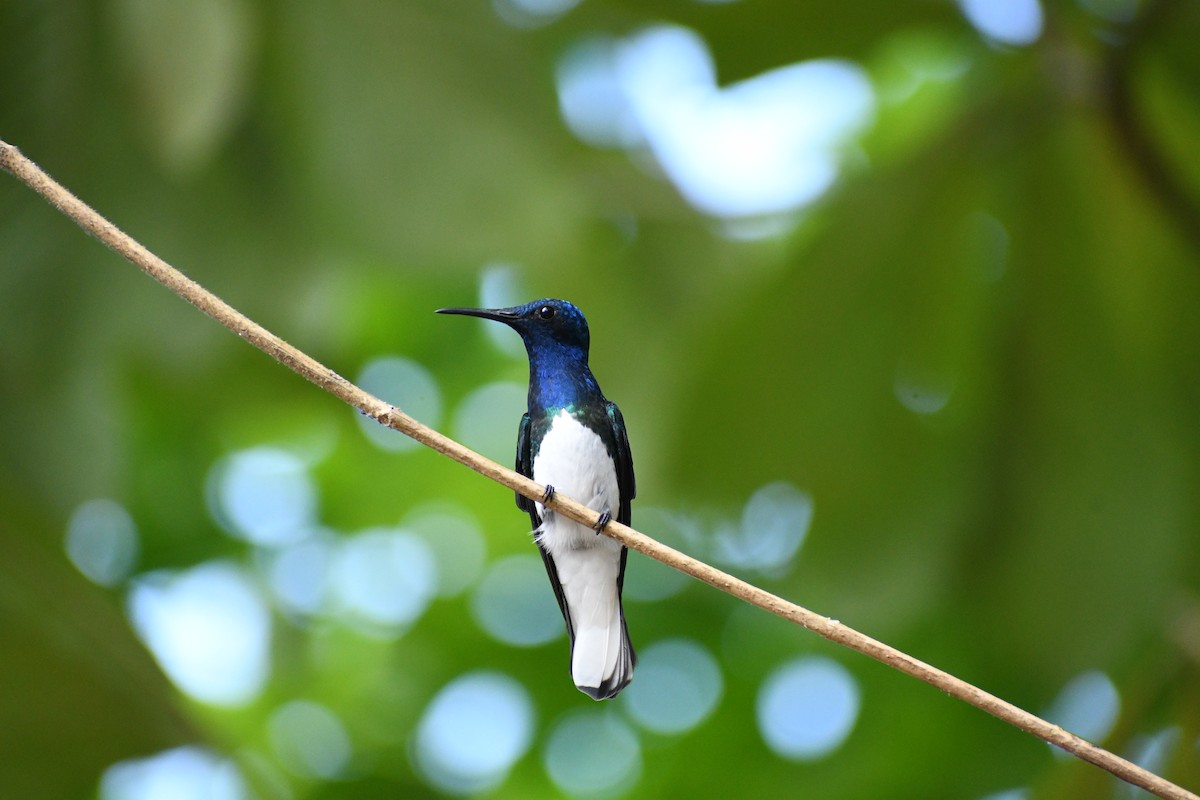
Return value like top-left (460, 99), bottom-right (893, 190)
top-left (2, 0), bottom-right (1200, 798)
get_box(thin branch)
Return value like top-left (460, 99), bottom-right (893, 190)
top-left (1, 140), bottom-right (1194, 800)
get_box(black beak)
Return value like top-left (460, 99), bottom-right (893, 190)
top-left (436, 306), bottom-right (521, 324)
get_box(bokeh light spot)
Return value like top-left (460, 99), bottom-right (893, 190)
top-left (875, 30), bottom-right (973, 106)
top-left (492, 0), bottom-right (581, 29)
top-left (330, 528), bottom-right (437, 635)
top-left (543, 710), bottom-right (641, 796)
top-left (1043, 670), bottom-right (1119, 758)
top-left (405, 505), bottom-right (488, 598)
top-left (478, 263), bottom-right (528, 359)
top-left (259, 530), bottom-right (334, 617)
top-left (453, 382), bottom-right (527, 465)
top-left (956, 0), bottom-right (1043, 46)
top-left (622, 638), bottom-right (722, 734)
top-left (556, 38), bottom-right (641, 149)
top-left (621, 507), bottom-right (695, 602)
top-left (757, 656), bottom-right (860, 760)
top-left (713, 482), bottom-right (812, 576)
top-left (470, 554), bottom-right (563, 647)
top-left (1120, 728), bottom-right (1180, 800)
top-left (354, 356), bottom-right (441, 452)
top-left (100, 746), bottom-right (247, 800)
top-left (979, 790), bottom-right (1029, 800)
top-left (65, 498), bottom-right (139, 586)
top-left (414, 672), bottom-right (535, 794)
top-left (268, 699), bottom-right (352, 779)
top-left (893, 362), bottom-right (955, 415)
top-left (127, 562), bottom-right (271, 706)
top-left (208, 447), bottom-right (316, 547)
top-left (557, 25), bottom-right (874, 223)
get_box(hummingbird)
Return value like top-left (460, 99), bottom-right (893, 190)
top-left (437, 298), bottom-right (636, 700)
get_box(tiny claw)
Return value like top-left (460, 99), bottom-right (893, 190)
top-left (593, 512), bottom-right (611, 534)
top-left (542, 485), bottom-right (556, 504)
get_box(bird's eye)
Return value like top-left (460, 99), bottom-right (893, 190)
top-left (538, 305), bottom-right (556, 320)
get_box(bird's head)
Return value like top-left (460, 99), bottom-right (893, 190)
top-left (437, 298), bottom-right (591, 359)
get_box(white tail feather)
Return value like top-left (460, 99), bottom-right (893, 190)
top-left (553, 545), bottom-right (630, 695)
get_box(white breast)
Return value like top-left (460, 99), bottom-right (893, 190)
top-left (532, 410), bottom-right (621, 555)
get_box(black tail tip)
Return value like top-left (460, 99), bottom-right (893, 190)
top-left (576, 672), bottom-right (633, 701)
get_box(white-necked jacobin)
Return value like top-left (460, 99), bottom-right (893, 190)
top-left (437, 298), bottom-right (636, 700)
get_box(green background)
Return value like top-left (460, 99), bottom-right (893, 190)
top-left (2, 0), bottom-right (1199, 798)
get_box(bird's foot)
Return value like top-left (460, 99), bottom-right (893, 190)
top-left (593, 512), bottom-right (611, 534)
top-left (542, 484), bottom-right (556, 504)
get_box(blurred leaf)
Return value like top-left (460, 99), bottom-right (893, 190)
top-left (110, 0), bottom-right (256, 175)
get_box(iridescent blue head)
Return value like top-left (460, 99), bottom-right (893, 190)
top-left (437, 298), bottom-right (591, 363)
top-left (438, 298), bottom-right (600, 410)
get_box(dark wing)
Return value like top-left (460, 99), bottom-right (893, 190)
top-left (515, 412), bottom-right (537, 522)
top-left (536, 542), bottom-right (575, 642)
top-left (607, 401), bottom-right (637, 670)
top-left (517, 412), bottom-right (576, 640)
top-left (606, 401), bottom-right (636, 526)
